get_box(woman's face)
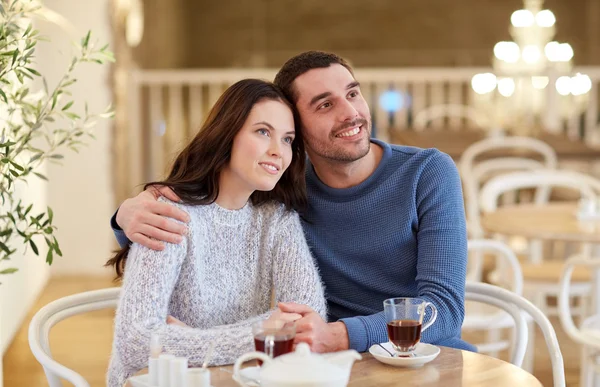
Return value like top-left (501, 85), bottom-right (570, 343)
top-left (224, 99), bottom-right (296, 195)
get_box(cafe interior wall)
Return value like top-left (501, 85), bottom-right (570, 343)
top-left (131, 0), bottom-right (598, 69)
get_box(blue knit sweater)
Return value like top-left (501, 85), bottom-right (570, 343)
top-left (112, 139), bottom-right (475, 353)
top-left (301, 139), bottom-right (474, 352)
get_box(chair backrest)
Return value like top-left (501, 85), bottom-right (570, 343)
top-left (466, 282), bottom-right (565, 387)
top-left (479, 169), bottom-right (600, 213)
top-left (558, 255), bottom-right (600, 348)
top-left (28, 287), bottom-right (121, 387)
top-left (413, 104), bottom-right (491, 130)
top-left (467, 239), bottom-right (523, 293)
top-left (459, 136), bottom-right (557, 237)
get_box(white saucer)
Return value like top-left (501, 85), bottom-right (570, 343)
top-left (369, 342), bottom-right (440, 367)
top-left (232, 366), bottom-right (261, 387)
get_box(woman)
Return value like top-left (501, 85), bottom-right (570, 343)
top-left (106, 79), bottom-right (326, 387)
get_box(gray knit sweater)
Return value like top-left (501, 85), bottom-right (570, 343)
top-left (107, 200), bottom-right (327, 387)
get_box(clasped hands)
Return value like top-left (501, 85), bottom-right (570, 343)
top-left (167, 302), bottom-right (349, 353)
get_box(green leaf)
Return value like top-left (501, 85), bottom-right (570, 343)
top-left (0, 141), bottom-right (16, 148)
top-left (46, 248), bottom-right (53, 264)
top-left (61, 101), bottom-right (74, 111)
top-left (53, 238), bottom-right (62, 257)
top-left (29, 239), bottom-right (38, 255)
top-left (0, 229), bottom-right (12, 237)
top-left (48, 206), bottom-right (54, 223)
top-left (49, 154), bottom-right (64, 159)
top-left (9, 169), bottom-right (19, 177)
top-left (0, 268), bottom-right (18, 275)
top-left (29, 153), bottom-right (42, 163)
top-left (9, 160), bottom-right (24, 171)
top-left (0, 88), bottom-right (7, 103)
top-left (65, 112), bottom-right (80, 120)
top-left (82, 30), bottom-right (91, 49)
top-left (34, 172), bottom-right (48, 181)
top-left (11, 49), bottom-right (17, 66)
top-left (25, 67), bottom-right (40, 76)
top-left (0, 241), bottom-right (10, 254)
top-left (51, 94), bottom-right (57, 109)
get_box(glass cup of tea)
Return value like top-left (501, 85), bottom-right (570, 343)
top-left (252, 319), bottom-right (296, 362)
top-left (383, 297), bottom-right (438, 356)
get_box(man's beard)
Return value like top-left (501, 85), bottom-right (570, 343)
top-left (307, 118), bottom-right (371, 163)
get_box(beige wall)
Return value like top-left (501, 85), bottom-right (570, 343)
top-left (133, 0), bottom-right (596, 69)
top-left (37, 0), bottom-right (115, 277)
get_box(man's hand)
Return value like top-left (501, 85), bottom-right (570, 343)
top-left (116, 186), bottom-right (189, 251)
top-left (278, 302), bottom-right (349, 353)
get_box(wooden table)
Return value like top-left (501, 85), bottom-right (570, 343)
top-left (391, 130), bottom-right (600, 161)
top-left (481, 202), bottom-right (600, 244)
top-left (481, 201), bottom-right (600, 314)
top-left (127, 347), bottom-right (542, 387)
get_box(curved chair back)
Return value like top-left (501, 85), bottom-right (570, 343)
top-left (558, 255), bottom-right (600, 348)
top-left (466, 282), bottom-right (565, 387)
top-left (459, 136), bottom-right (556, 238)
top-left (467, 239), bottom-right (523, 292)
top-left (479, 169), bottom-right (600, 213)
top-left (28, 287), bottom-right (121, 387)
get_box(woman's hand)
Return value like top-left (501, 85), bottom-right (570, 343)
top-left (166, 315), bottom-right (189, 327)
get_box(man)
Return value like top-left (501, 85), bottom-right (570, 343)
top-left (112, 51), bottom-right (475, 353)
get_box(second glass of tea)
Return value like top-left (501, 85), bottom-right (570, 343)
top-left (383, 297), bottom-right (437, 356)
top-left (252, 319), bottom-right (296, 361)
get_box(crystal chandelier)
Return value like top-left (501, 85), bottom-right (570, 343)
top-left (471, 0), bottom-right (592, 133)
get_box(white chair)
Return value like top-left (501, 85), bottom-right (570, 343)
top-left (466, 281), bottom-right (566, 387)
top-left (479, 169), bottom-right (598, 318)
top-left (459, 135), bottom-right (557, 247)
top-left (28, 287), bottom-right (121, 387)
top-left (559, 255), bottom-right (600, 387)
top-left (463, 239), bottom-right (529, 363)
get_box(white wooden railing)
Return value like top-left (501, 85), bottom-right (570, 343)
top-left (125, 66), bottom-right (600, 184)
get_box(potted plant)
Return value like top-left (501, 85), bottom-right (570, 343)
top-left (0, 0), bottom-right (114, 280)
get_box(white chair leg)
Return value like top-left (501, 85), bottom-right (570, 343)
top-left (521, 319), bottom-right (536, 373)
top-left (485, 328), bottom-right (503, 359)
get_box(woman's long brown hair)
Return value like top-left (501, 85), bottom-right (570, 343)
top-left (106, 79), bottom-right (306, 279)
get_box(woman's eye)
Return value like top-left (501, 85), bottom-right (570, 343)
top-left (257, 128), bottom-right (270, 136)
top-left (283, 137), bottom-right (294, 144)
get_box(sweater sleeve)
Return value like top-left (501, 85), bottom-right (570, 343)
top-left (110, 210), bottom-right (130, 248)
top-left (272, 211), bottom-right (327, 320)
top-left (339, 152), bottom-right (469, 352)
top-left (412, 152), bottom-right (467, 345)
top-left (108, 225), bottom-right (261, 386)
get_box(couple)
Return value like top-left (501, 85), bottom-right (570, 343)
top-left (107, 51), bottom-right (474, 386)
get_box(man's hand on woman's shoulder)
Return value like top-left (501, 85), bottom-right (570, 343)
top-left (116, 186), bottom-right (189, 251)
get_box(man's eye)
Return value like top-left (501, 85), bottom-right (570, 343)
top-left (319, 102), bottom-right (331, 109)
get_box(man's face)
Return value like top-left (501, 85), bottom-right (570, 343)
top-left (293, 64), bottom-right (372, 164)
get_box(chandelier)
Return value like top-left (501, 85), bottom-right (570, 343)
top-left (471, 0), bottom-right (592, 133)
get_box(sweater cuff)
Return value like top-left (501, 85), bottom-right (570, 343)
top-left (339, 312), bottom-right (388, 353)
top-left (339, 316), bottom-right (369, 352)
top-left (111, 209), bottom-right (131, 248)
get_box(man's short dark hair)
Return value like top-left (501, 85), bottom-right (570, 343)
top-left (274, 51), bottom-right (354, 104)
